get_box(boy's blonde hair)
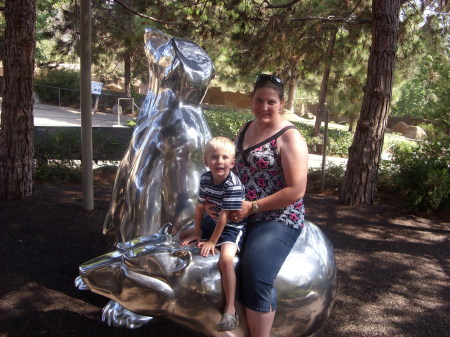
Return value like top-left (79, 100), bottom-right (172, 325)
top-left (205, 136), bottom-right (236, 158)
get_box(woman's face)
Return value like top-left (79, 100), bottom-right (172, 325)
top-left (251, 87), bottom-right (284, 123)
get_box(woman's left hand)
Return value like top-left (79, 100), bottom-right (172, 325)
top-left (230, 200), bottom-right (252, 222)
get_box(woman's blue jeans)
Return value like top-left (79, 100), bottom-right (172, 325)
top-left (237, 220), bottom-right (301, 312)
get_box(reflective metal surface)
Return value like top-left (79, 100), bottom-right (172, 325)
top-left (78, 27), bottom-right (337, 337)
top-left (76, 222), bottom-right (337, 337)
top-left (102, 28), bottom-right (214, 247)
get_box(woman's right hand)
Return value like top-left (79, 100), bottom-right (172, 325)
top-left (204, 198), bottom-right (219, 220)
top-left (229, 200), bottom-right (252, 223)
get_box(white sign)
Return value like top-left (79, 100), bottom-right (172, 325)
top-left (91, 81), bottom-right (104, 95)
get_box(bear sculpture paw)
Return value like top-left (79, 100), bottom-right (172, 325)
top-left (102, 300), bottom-right (153, 329)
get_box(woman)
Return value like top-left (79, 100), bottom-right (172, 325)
top-left (231, 74), bottom-right (308, 337)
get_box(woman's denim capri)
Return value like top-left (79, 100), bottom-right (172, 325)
top-left (236, 220), bottom-right (301, 312)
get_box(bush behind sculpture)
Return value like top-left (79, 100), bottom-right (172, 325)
top-left (34, 69), bottom-right (80, 106)
top-left (378, 137), bottom-right (450, 213)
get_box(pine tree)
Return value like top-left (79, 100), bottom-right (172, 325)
top-left (0, 0), bottom-right (36, 200)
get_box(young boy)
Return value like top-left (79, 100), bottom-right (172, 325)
top-left (181, 136), bottom-right (245, 332)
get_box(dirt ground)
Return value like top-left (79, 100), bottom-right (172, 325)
top-left (0, 172), bottom-right (448, 337)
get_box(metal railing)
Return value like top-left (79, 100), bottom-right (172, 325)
top-left (33, 84), bottom-right (80, 107)
top-left (117, 98), bottom-right (140, 126)
top-left (33, 84), bottom-right (144, 121)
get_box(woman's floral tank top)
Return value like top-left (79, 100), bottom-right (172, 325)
top-left (234, 121), bottom-right (305, 229)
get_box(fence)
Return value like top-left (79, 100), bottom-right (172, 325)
top-left (33, 84), bottom-right (145, 115)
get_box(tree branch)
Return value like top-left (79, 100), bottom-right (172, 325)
top-left (291, 16), bottom-right (371, 25)
top-left (263, 0), bottom-right (372, 25)
top-left (113, 0), bottom-right (181, 25)
top-left (0, 7), bottom-right (5, 11)
top-left (406, 0), bottom-right (425, 20)
top-left (350, 0), bottom-right (364, 15)
top-left (263, 0), bottom-right (302, 9)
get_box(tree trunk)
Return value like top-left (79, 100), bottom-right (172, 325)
top-left (0, 0), bottom-right (36, 201)
top-left (313, 26), bottom-right (337, 137)
top-left (286, 73), bottom-right (298, 112)
top-left (124, 52), bottom-right (132, 98)
top-left (339, 0), bottom-right (402, 206)
top-left (348, 113), bottom-right (356, 132)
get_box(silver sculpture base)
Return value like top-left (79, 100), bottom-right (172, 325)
top-left (76, 221), bottom-right (336, 337)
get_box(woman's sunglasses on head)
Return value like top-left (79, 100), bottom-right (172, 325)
top-left (256, 74), bottom-right (284, 86)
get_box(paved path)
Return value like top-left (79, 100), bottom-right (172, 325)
top-left (32, 102), bottom-right (134, 127)
top-left (0, 99), bottom-right (347, 169)
top-left (0, 97), bottom-right (134, 127)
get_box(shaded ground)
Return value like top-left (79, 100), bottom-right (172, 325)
top-left (0, 175), bottom-right (448, 337)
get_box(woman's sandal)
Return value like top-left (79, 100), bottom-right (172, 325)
top-left (217, 312), bottom-right (239, 331)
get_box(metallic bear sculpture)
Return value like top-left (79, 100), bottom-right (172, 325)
top-left (78, 28), bottom-right (337, 337)
top-left (76, 222), bottom-right (337, 337)
top-left (102, 28), bottom-right (214, 247)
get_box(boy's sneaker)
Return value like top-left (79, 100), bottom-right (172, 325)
top-left (217, 312), bottom-right (239, 331)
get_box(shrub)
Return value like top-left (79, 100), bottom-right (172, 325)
top-left (34, 129), bottom-right (81, 184)
top-left (204, 109), bottom-right (253, 139)
top-left (34, 69), bottom-right (80, 107)
top-left (418, 122), bottom-right (447, 140)
top-left (34, 129), bottom-right (126, 184)
top-left (307, 163), bottom-right (345, 193)
top-left (203, 108), bottom-right (354, 158)
top-left (126, 118), bottom-right (137, 127)
top-left (327, 129), bottom-right (353, 157)
top-left (376, 160), bottom-right (398, 194)
top-left (34, 160), bottom-right (82, 185)
top-left (385, 137), bottom-right (450, 213)
top-left (34, 129), bottom-right (81, 162)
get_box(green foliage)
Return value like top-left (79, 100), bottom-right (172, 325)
top-left (34, 130), bottom-right (82, 184)
top-left (378, 138), bottom-right (450, 213)
top-left (92, 132), bottom-right (128, 162)
top-left (203, 108), bottom-right (354, 157)
top-left (203, 109), bottom-right (254, 140)
top-left (308, 163), bottom-right (346, 193)
top-left (34, 129), bottom-right (81, 162)
top-left (35, 129), bottom-right (127, 161)
top-left (302, 134), bottom-right (323, 154)
top-left (35, 0), bottom-right (69, 65)
top-left (34, 69), bottom-right (80, 106)
top-left (397, 164), bottom-right (449, 213)
top-left (391, 79), bottom-right (427, 117)
top-left (290, 122), bottom-right (353, 157)
top-left (418, 122), bottom-right (447, 140)
top-left (34, 129), bottom-right (127, 184)
top-left (391, 10), bottom-right (450, 137)
top-left (34, 161), bottom-right (82, 185)
top-left (327, 26), bottom-right (370, 119)
top-left (376, 160), bottom-right (398, 195)
top-left (126, 119), bottom-right (137, 127)
top-left (327, 129), bottom-right (354, 157)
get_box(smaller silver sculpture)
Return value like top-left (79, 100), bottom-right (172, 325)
top-left (76, 222), bottom-right (337, 337)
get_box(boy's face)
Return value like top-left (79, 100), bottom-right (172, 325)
top-left (204, 148), bottom-right (235, 183)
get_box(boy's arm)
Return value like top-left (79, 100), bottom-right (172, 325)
top-left (181, 203), bottom-right (204, 245)
top-left (208, 209), bottom-right (229, 244)
top-left (194, 203), bottom-right (205, 235)
top-left (198, 210), bottom-right (229, 257)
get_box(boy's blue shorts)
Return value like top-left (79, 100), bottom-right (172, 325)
top-left (201, 216), bottom-right (244, 251)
